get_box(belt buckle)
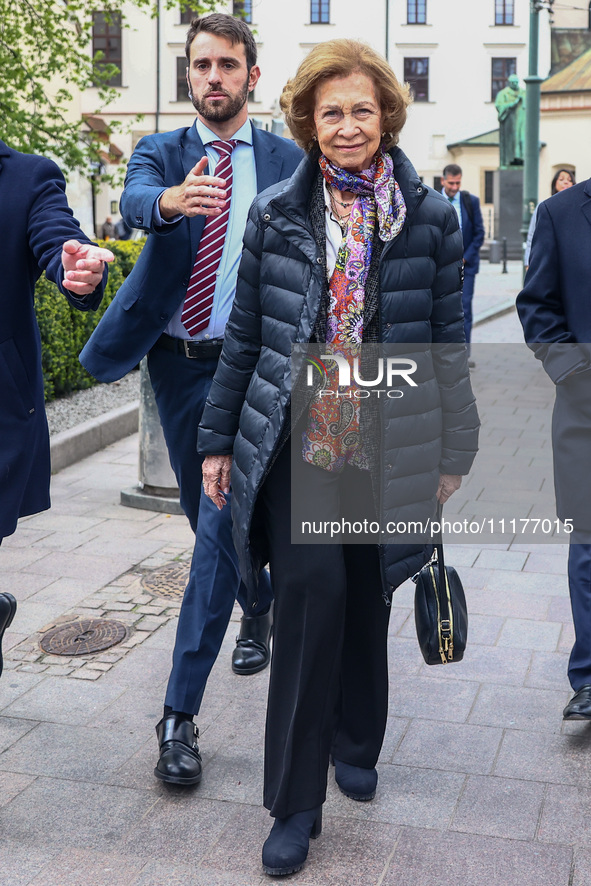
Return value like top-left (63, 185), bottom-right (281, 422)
top-left (183, 340), bottom-right (196, 359)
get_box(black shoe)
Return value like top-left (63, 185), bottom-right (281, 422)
top-left (0, 593), bottom-right (17, 678)
top-left (262, 806), bottom-right (322, 876)
top-left (232, 603), bottom-right (273, 676)
top-left (154, 713), bottom-right (202, 785)
top-left (333, 758), bottom-right (377, 801)
top-left (563, 685), bottom-right (591, 720)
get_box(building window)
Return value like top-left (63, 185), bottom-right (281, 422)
top-left (233, 0), bottom-right (252, 22)
top-left (176, 57), bottom-right (190, 102)
top-left (433, 175), bottom-right (442, 192)
top-left (407, 0), bottom-right (426, 24)
top-left (495, 1), bottom-right (514, 25)
top-left (491, 57), bottom-right (516, 101)
top-left (310, 0), bottom-right (330, 24)
top-left (404, 57), bottom-right (429, 102)
top-left (484, 170), bottom-right (494, 204)
top-left (180, 5), bottom-right (200, 24)
top-left (92, 12), bottom-right (122, 86)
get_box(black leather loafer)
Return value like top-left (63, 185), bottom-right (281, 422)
top-left (154, 713), bottom-right (202, 785)
top-left (563, 685), bottom-right (591, 720)
top-left (333, 758), bottom-right (377, 801)
top-left (232, 603), bottom-right (273, 676)
top-left (0, 593), bottom-right (17, 678)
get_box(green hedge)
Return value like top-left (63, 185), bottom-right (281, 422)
top-left (36, 238), bottom-right (145, 402)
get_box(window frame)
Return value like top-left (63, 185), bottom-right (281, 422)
top-left (407, 0), bottom-right (427, 25)
top-left (494, 0), bottom-right (514, 26)
top-left (92, 11), bottom-right (122, 87)
top-left (233, 0), bottom-right (253, 23)
top-left (491, 57), bottom-right (517, 101)
top-left (176, 56), bottom-right (190, 102)
top-left (310, 0), bottom-right (330, 25)
top-left (404, 57), bottom-right (429, 102)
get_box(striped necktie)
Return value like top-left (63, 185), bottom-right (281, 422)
top-left (181, 139), bottom-right (237, 336)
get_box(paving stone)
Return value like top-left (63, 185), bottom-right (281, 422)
top-left (0, 776), bottom-right (155, 850)
top-left (494, 729), bottom-right (591, 786)
top-left (465, 586), bottom-right (551, 620)
top-left (202, 803), bottom-right (400, 886)
top-left (71, 668), bottom-right (103, 680)
top-left (0, 716), bottom-right (38, 754)
top-left (538, 783), bottom-right (591, 845)
top-left (469, 684), bottom-right (569, 733)
top-left (497, 617), bottom-right (562, 652)
top-left (524, 552), bottom-right (569, 575)
top-left (385, 637), bottom-right (424, 676)
top-left (27, 848), bottom-right (147, 886)
top-left (419, 644), bottom-right (532, 686)
top-left (122, 796), bottom-right (239, 867)
top-left (105, 601), bottom-right (136, 611)
top-left (0, 570), bottom-right (55, 601)
top-left (381, 826), bottom-right (572, 886)
top-left (388, 674), bottom-right (480, 723)
top-left (0, 839), bottom-right (61, 886)
top-left (526, 652), bottom-right (571, 690)
top-left (450, 774), bottom-right (545, 840)
top-left (17, 663), bottom-right (49, 674)
top-left (0, 770), bottom-right (37, 808)
top-left (393, 720), bottom-right (503, 775)
top-left (485, 568), bottom-right (568, 597)
top-left (3, 676), bottom-right (125, 725)
top-left (573, 849), bottom-right (591, 886)
top-left (0, 672), bottom-right (46, 712)
top-left (0, 720), bottom-right (140, 782)
top-left (130, 860), bottom-right (261, 886)
top-left (327, 762), bottom-right (465, 830)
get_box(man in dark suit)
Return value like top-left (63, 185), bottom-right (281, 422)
top-left (517, 178), bottom-right (591, 720)
top-left (80, 14), bottom-right (302, 786)
top-left (0, 140), bottom-right (112, 676)
top-left (441, 164), bottom-right (485, 346)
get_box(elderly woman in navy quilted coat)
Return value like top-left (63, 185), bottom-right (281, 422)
top-left (199, 39), bottom-right (479, 877)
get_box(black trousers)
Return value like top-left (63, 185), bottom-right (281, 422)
top-left (259, 441), bottom-right (391, 818)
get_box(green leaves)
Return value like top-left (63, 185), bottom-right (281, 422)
top-left (1, 0), bottom-right (217, 182)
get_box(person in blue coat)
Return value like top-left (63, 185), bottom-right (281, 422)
top-left (80, 14), bottom-right (302, 787)
top-left (0, 140), bottom-right (112, 674)
top-left (441, 164), bottom-right (485, 346)
top-left (517, 177), bottom-right (591, 721)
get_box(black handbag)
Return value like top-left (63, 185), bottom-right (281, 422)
top-left (412, 541), bottom-right (468, 665)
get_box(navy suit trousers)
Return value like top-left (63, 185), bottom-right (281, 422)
top-left (147, 345), bottom-right (272, 716)
top-left (462, 270), bottom-right (476, 344)
top-left (567, 540), bottom-right (591, 691)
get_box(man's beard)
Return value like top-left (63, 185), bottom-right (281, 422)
top-left (190, 78), bottom-right (250, 123)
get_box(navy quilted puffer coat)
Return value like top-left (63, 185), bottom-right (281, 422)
top-left (198, 147), bottom-right (479, 601)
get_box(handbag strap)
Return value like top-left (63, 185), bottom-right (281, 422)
top-left (435, 501), bottom-right (446, 585)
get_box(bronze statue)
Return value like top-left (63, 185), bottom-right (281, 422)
top-left (495, 74), bottom-right (525, 169)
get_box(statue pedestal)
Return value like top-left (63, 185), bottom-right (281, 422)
top-left (493, 169), bottom-right (524, 260)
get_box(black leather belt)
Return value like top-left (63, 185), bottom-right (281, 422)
top-left (155, 333), bottom-right (224, 359)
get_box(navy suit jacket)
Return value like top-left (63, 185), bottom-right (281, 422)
top-left (80, 122), bottom-right (303, 383)
top-left (0, 141), bottom-right (105, 538)
top-left (517, 178), bottom-right (591, 529)
top-left (460, 191), bottom-right (485, 274)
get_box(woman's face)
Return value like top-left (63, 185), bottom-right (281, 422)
top-left (555, 171), bottom-right (574, 192)
top-left (313, 72), bottom-right (383, 173)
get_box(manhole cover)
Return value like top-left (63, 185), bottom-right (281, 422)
top-left (40, 619), bottom-right (128, 656)
top-left (141, 562), bottom-right (190, 600)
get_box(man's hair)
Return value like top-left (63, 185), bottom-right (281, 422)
top-left (185, 13), bottom-right (257, 71)
top-left (442, 164), bottom-right (462, 178)
top-left (280, 39), bottom-right (411, 153)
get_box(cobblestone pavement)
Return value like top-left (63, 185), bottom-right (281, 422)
top-left (1, 264), bottom-right (587, 886)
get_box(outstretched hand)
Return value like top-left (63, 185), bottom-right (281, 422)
top-left (158, 156), bottom-right (229, 220)
top-left (61, 240), bottom-right (114, 295)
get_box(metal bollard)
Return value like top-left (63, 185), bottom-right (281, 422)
top-left (502, 237), bottom-right (508, 274)
top-left (120, 359), bottom-right (183, 514)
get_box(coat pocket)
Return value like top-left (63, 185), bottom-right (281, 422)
top-left (0, 338), bottom-right (35, 420)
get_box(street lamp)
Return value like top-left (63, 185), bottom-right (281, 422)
top-left (522, 0), bottom-right (554, 263)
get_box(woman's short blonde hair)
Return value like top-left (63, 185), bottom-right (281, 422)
top-left (280, 39), bottom-right (411, 153)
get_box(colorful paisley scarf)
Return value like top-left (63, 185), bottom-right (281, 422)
top-left (302, 149), bottom-right (407, 473)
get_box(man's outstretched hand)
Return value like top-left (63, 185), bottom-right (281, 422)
top-left (61, 239), bottom-right (114, 295)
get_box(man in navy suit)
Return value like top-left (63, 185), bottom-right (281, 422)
top-left (441, 164), bottom-right (485, 347)
top-left (0, 140), bottom-right (112, 676)
top-left (80, 14), bottom-right (302, 786)
top-left (517, 179), bottom-right (591, 721)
